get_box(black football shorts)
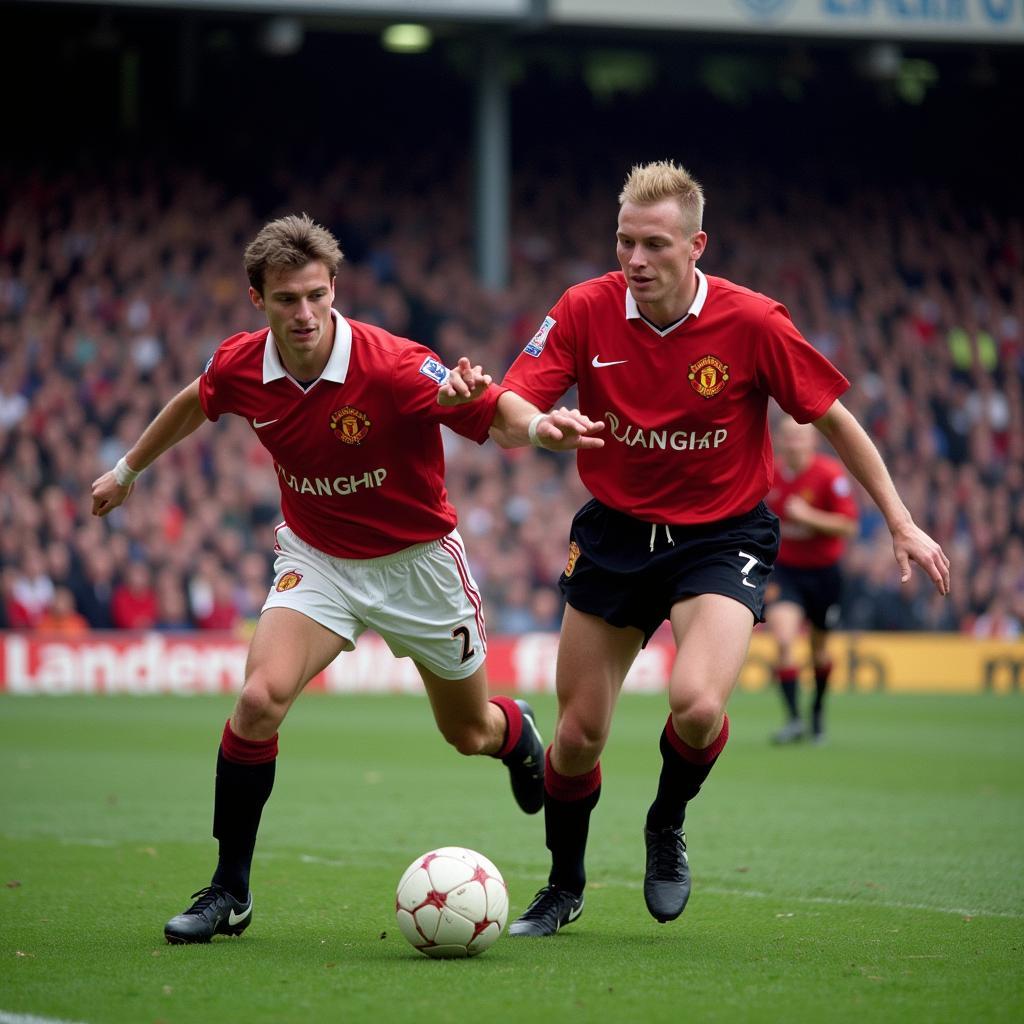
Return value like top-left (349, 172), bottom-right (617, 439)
top-left (559, 498), bottom-right (781, 646)
top-left (768, 562), bottom-right (843, 631)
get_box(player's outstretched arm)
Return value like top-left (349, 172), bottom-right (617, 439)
top-left (488, 390), bottom-right (605, 451)
top-left (437, 356), bottom-right (493, 406)
top-left (782, 494), bottom-right (858, 538)
top-left (814, 399), bottom-right (950, 595)
top-left (91, 378), bottom-right (208, 517)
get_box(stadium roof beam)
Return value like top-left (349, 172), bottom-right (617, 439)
top-left (474, 33), bottom-right (511, 290)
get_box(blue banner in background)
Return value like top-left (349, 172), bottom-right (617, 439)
top-left (551, 0), bottom-right (1024, 39)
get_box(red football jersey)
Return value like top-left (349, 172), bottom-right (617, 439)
top-left (766, 453), bottom-right (859, 568)
top-left (198, 310), bottom-right (503, 558)
top-left (503, 270), bottom-right (850, 524)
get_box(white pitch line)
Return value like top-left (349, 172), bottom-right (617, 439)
top-left (281, 851), bottom-right (1024, 921)
top-left (696, 885), bottom-right (1024, 921)
top-left (5, 834), bottom-right (1020, 922)
top-left (298, 853), bottom-right (348, 867)
top-left (565, 876), bottom-right (1024, 921)
top-left (0, 1012), bottom-right (89, 1024)
top-left (2, 835), bottom-right (115, 848)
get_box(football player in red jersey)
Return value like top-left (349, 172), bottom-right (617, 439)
top-left (764, 416), bottom-right (859, 745)
top-left (90, 214), bottom-right (548, 945)
top-left (444, 160), bottom-right (950, 936)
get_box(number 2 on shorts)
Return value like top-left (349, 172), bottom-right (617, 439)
top-left (451, 625), bottom-right (476, 663)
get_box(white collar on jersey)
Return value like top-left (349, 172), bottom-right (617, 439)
top-left (263, 308), bottom-right (353, 384)
top-left (625, 266), bottom-right (708, 338)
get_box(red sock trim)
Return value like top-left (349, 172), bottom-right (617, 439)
top-left (543, 746), bottom-right (601, 802)
top-left (221, 719), bottom-right (278, 765)
top-left (814, 661), bottom-right (833, 682)
top-left (490, 696), bottom-right (522, 759)
top-left (663, 713), bottom-right (729, 766)
top-left (776, 666), bottom-right (799, 684)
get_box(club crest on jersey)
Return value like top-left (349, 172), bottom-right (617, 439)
top-left (275, 570), bottom-right (303, 592)
top-left (564, 541), bottom-right (580, 578)
top-left (418, 357), bottom-right (450, 385)
top-left (688, 355), bottom-right (729, 398)
top-left (524, 316), bottom-right (556, 357)
top-left (330, 406), bottom-right (371, 445)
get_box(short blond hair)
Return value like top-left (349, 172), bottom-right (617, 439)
top-left (244, 213), bottom-right (344, 294)
top-left (618, 161), bottom-right (704, 235)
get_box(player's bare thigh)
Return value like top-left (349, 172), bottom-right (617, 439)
top-left (232, 607), bottom-right (349, 740)
top-left (668, 594), bottom-right (756, 748)
top-left (551, 604), bottom-right (644, 776)
top-left (766, 600), bottom-right (804, 657)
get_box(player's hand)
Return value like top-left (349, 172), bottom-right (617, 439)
top-left (783, 494), bottom-right (816, 525)
top-left (438, 357), bottom-right (492, 406)
top-left (91, 471), bottom-right (133, 517)
top-left (533, 408), bottom-right (605, 451)
top-left (891, 521), bottom-right (951, 596)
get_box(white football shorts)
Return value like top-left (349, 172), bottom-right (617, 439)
top-left (262, 525), bottom-right (487, 680)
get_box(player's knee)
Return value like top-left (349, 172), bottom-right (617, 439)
top-left (775, 641), bottom-right (795, 662)
top-left (553, 716), bottom-right (606, 766)
top-left (235, 677), bottom-right (289, 733)
top-left (670, 696), bottom-right (725, 746)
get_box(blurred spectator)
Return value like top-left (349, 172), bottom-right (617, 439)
top-left (195, 575), bottom-right (241, 632)
top-left (235, 552), bottom-right (272, 625)
top-left (70, 548), bottom-right (117, 629)
top-left (110, 561), bottom-right (159, 630)
top-left (5, 548), bottom-right (55, 628)
top-left (495, 576), bottom-right (541, 635)
top-left (154, 568), bottom-right (191, 631)
top-left (970, 598), bottom-right (1021, 640)
top-left (35, 586), bottom-right (90, 635)
top-left (1, 568), bottom-right (18, 629)
top-left (187, 553), bottom-right (223, 625)
top-left (528, 587), bottom-right (563, 632)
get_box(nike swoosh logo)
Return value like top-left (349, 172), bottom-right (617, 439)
top-left (567, 900), bottom-right (584, 923)
top-left (252, 418), bottom-right (279, 429)
top-left (523, 715), bottom-right (542, 746)
top-left (592, 355), bottom-right (628, 368)
top-left (742, 579), bottom-right (757, 589)
top-left (228, 901), bottom-right (253, 926)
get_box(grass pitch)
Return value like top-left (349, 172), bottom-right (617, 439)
top-left (1, 690), bottom-right (1022, 1024)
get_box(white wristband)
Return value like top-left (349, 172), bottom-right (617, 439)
top-left (113, 456), bottom-right (142, 486)
top-left (527, 413), bottom-right (546, 447)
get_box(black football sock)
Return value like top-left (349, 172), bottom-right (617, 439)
top-left (543, 748), bottom-right (601, 895)
top-left (646, 714), bottom-right (730, 832)
top-left (812, 660), bottom-right (832, 716)
top-left (777, 667), bottom-right (800, 719)
top-left (209, 720), bottom-right (277, 901)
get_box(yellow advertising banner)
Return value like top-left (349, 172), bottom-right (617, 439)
top-left (739, 632), bottom-right (1024, 694)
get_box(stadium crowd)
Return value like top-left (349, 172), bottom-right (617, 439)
top-left (1, 154), bottom-right (1021, 639)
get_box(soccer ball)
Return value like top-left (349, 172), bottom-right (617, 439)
top-left (395, 846), bottom-right (509, 958)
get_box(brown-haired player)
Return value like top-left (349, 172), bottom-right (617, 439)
top-left (92, 214), bottom-right (555, 944)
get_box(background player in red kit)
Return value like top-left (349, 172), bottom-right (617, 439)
top-left (91, 214), bottom-right (545, 944)
top-left (444, 160), bottom-right (950, 936)
top-left (765, 415), bottom-right (859, 745)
